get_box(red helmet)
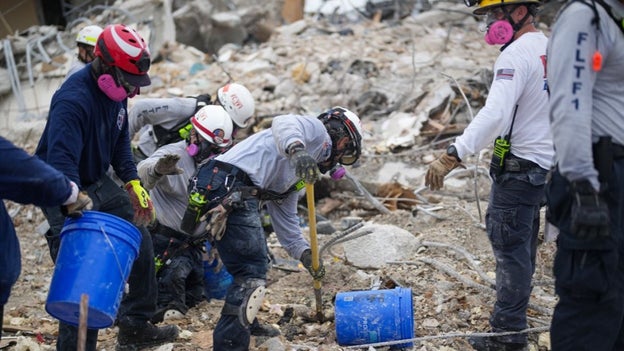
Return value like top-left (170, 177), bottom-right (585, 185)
top-left (94, 24), bottom-right (151, 86)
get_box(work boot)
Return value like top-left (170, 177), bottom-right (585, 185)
top-left (468, 335), bottom-right (528, 351)
top-left (116, 322), bottom-right (178, 351)
top-left (151, 307), bottom-right (185, 324)
top-left (250, 318), bottom-right (280, 337)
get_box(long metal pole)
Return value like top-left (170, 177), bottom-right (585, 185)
top-left (305, 183), bottom-right (324, 322)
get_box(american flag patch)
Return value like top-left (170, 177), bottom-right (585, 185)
top-left (496, 68), bottom-right (515, 80)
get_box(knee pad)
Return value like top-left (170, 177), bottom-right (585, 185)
top-left (222, 278), bottom-right (266, 326)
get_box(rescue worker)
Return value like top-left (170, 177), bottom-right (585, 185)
top-left (66, 24), bottom-right (103, 78)
top-left (0, 136), bottom-right (92, 341)
top-left (546, 0), bottom-right (624, 349)
top-left (137, 105), bottom-right (234, 322)
top-left (35, 24), bottom-right (178, 351)
top-left (424, 0), bottom-right (552, 349)
top-left (138, 104), bottom-right (278, 336)
top-left (129, 82), bottom-right (255, 162)
top-left (181, 106), bottom-right (363, 351)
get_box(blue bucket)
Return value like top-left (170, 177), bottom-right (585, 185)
top-left (335, 287), bottom-right (414, 348)
top-left (45, 211), bottom-right (141, 329)
top-left (203, 241), bottom-right (232, 300)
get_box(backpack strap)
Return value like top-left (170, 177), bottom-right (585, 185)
top-left (560, 0), bottom-right (624, 35)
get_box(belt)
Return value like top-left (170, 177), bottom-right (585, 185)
top-left (211, 160), bottom-right (254, 186)
top-left (504, 157), bottom-right (540, 172)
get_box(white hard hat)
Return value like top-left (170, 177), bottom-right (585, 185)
top-left (76, 25), bottom-right (103, 46)
top-left (190, 105), bottom-right (233, 148)
top-left (217, 83), bottom-right (255, 128)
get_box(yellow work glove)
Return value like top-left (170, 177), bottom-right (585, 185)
top-left (124, 179), bottom-right (156, 226)
top-left (425, 153), bottom-right (462, 191)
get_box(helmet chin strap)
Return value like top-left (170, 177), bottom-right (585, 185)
top-left (492, 6), bottom-right (531, 50)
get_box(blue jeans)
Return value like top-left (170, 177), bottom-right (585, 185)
top-left (42, 175), bottom-right (157, 351)
top-left (548, 160), bottom-right (624, 350)
top-left (486, 167), bottom-right (547, 344)
top-left (193, 161), bottom-right (269, 351)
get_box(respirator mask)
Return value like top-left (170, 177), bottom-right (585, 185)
top-left (97, 65), bottom-right (139, 101)
top-left (481, 7), bottom-right (515, 46)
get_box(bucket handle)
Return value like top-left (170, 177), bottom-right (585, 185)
top-left (100, 225), bottom-right (130, 289)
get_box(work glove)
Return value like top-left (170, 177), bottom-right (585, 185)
top-left (207, 204), bottom-right (230, 241)
top-left (570, 180), bottom-right (610, 240)
top-left (425, 153), bottom-right (462, 191)
top-left (194, 94), bottom-right (212, 113)
top-left (288, 143), bottom-right (320, 184)
top-left (62, 191), bottom-right (93, 218)
top-left (154, 154), bottom-right (184, 176)
top-left (299, 248), bottom-right (326, 280)
top-left (124, 179), bottom-right (156, 226)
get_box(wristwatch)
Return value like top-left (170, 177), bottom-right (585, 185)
top-left (446, 144), bottom-right (461, 162)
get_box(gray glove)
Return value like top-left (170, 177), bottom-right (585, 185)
top-left (288, 143), bottom-right (320, 184)
top-left (194, 94), bottom-right (212, 113)
top-left (299, 249), bottom-right (325, 280)
top-left (570, 180), bottom-right (610, 239)
top-left (154, 154), bottom-right (183, 176)
top-left (207, 205), bottom-right (230, 241)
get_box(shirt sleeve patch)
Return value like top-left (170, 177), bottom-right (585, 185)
top-left (495, 68), bottom-right (515, 80)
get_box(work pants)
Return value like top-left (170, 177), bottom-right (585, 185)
top-left (153, 234), bottom-right (205, 313)
top-left (194, 166), bottom-right (269, 351)
top-left (486, 166), bottom-right (547, 344)
top-left (549, 159), bottom-right (624, 350)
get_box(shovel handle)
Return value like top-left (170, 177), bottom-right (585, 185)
top-left (305, 183), bottom-right (324, 322)
top-left (305, 184), bottom-right (320, 274)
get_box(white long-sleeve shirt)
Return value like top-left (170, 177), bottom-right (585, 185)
top-left (454, 31), bottom-right (553, 170)
top-left (547, 0), bottom-right (624, 190)
top-left (215, 114), bottom-right (333, 260)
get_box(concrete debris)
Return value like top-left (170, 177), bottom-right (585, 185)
top-left (342, 223), bottom-right (420, 269)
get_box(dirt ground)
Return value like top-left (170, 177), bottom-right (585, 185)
top-left (2, 148), bottom-right (557, 351)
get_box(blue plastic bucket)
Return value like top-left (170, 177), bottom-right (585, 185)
top-left (335, 287), bottom-right (414, 348)
top-left (45, 211), bottom-right (141, 329)
top-left (203, 241), bottom-right (233, 300)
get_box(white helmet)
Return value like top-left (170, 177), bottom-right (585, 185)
top-left (190, 105), bottom-right (233, 148)
top-left (217, 83), bottom-right (255, 128)
top-left (76, 25), bottom-right (103, 46)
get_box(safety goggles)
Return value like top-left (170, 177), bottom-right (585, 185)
top-left (486, 6), bottom-right (507, 21)
top-left (113, 67), bottom-right (137, 95)
top-left (338, 141), bottom-right (360, 165)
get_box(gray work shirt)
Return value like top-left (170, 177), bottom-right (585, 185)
top-left (215, 114), bottom-right (333, 260)
top-left (548, 0), bottom-right (624, 189)
top-left (137, 140), bottom-right (205, 236)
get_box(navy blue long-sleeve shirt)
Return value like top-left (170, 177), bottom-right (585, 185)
top-left (35, 64), bottom-right (138, 188)
top-left (1, 136), bottom-right (74, 305)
